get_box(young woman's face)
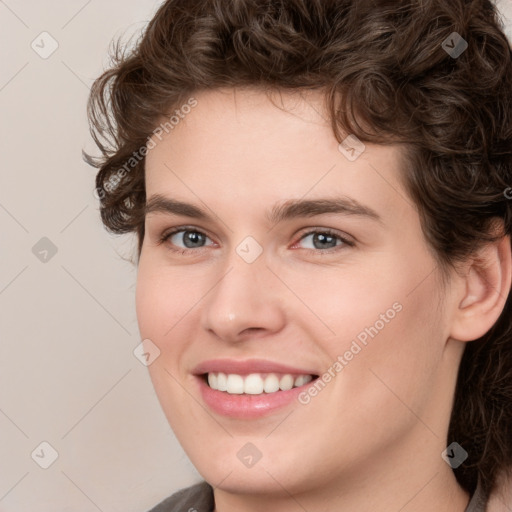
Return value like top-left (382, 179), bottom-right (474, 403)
top-left (136, 88), bottom-right (464, 498)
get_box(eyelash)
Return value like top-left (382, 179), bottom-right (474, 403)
top-left (157, 226), bottom-right (355, 255)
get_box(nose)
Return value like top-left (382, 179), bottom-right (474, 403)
top-left (201, 248), bottom-right (286, 344)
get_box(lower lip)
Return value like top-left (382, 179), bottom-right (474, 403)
top-left (196, 375), bottom-right (316, 419)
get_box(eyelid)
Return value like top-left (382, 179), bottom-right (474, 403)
top-left (291, 228), bottom-right (355, 254)
top-left (157, 225), bottom-right (216, 250)
top-left (295, 226), bottom-right (355, 245)
top-left (158, 225), bottom-right (355, 254)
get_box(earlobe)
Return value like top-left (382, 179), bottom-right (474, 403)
top-left (449, 234), bottom-right (512, 343)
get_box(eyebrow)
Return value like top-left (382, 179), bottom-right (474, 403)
top-left (144, 194), bottom-right (383, 226)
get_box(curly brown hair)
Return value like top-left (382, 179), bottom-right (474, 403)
top-left (84, 0), bottom-right (512, 499)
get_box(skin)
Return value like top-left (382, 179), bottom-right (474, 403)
top-left (488, 469), bottom-right (512, 511)
top-left (135, 87), bottom-right (511, 512)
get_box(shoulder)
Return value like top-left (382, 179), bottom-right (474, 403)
top-left (145, 481), bottom-right (214, 512)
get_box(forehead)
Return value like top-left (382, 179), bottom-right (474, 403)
top-left (144, 88), bottom-right (412, 223)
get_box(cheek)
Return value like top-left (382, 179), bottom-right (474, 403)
top-left (280, 258), bottom-right (409, 353)
top-left (331, 270), bottom-right (445, 427)
top-left (310, 248), bottom-right (446, 409)
top-left (135, 258), bottom-right (191, 341)
top-left (135, 263), bottom-right (161, 339)
top-left (135, 261), bottom-right (199, 424)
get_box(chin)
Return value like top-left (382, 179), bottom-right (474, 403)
top-left (191, 450), bottom-right (316, 496)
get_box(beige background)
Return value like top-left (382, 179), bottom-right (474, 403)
top-left (0, 1), bottom-right (511, 511)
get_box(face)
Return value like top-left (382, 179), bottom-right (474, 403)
top-left (136, 88), bottom-right (461, 497)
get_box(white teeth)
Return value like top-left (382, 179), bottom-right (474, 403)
top-left (294, 375), bottom-right (313, 387)
top-left (279, 374), bottom-right (294, 391)
top-left (217, 372), bottom-right (227, 391)
top-left (244, 374), bottom-right (264, 394)
top-left (206, 372), bottom-right (314, 394)
top-left (207, 373), bottom-right (217, 389)
top-left (263, 374), bottom-right (280, 393)
top-left (226, 374), bottom-right (244, 394)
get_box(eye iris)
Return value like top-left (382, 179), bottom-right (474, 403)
top-left (173, 231), bottom-right (341, 250)
top-left (313, 233), bottom-right (337, 249)
top-left (183, 231), bottom-right (205, 248)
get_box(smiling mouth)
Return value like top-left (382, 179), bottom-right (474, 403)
top-left (201, 372), bottom-right (319, 395)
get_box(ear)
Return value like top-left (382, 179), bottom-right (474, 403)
top-left (449, 230), bottom-right (511, 343)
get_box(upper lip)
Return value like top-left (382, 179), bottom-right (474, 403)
top-left (192, 358), bottom-right (319, 376)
